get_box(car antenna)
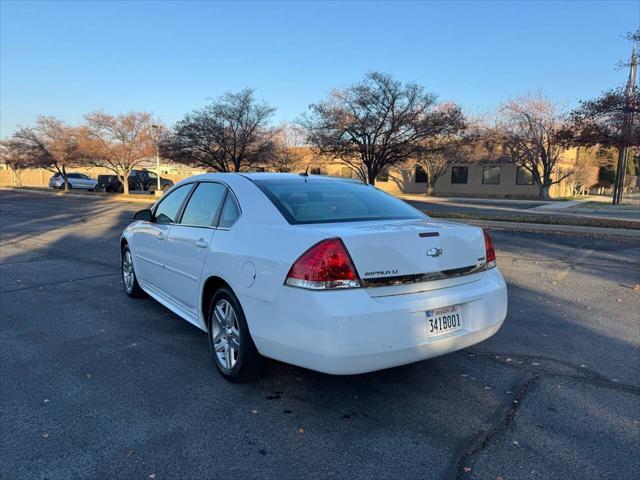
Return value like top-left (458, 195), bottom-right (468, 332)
top-left (300, 166), bottom-right (310, 182)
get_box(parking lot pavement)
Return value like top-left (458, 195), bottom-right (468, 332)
top-left (1, 190), bottom-right (639, 480)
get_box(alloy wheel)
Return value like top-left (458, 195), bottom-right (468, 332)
top-left (211, 299), bottom-right (241, 369)
top-left (122, 250), bottom-right (134, 292)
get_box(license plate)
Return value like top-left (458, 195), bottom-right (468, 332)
top-left (426, 305), bottom-right (463, 337)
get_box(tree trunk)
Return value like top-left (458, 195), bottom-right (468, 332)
top-left (9, 166), bottom-right (22, 187)
top-left (538, 183), bottom-right (551, 200)
top-left (62, 165), bottom-right (69, 191)
top-left (426, 180), bottom-right (436, 196)
top-left (122, 177), bottom-right (129, 195)
top-left (367, 164), bottom-right (376, 185)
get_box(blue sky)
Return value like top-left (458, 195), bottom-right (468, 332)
top-left (1, 0), bottom-right (638, 136)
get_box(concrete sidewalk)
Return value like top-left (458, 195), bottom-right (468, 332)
top-left (531, 200), bottom-right (582, 210)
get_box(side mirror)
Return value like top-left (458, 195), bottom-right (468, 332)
top-left (133, 209), bottom-right (153, 221)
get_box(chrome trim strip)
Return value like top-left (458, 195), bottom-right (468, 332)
top-left (362, 264), bottom-right (488, 288)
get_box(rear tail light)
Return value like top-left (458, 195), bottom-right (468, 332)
top-left (483, 228), bottom-right (496, 269)
top-left (285, 238), bottom-right (362, 290)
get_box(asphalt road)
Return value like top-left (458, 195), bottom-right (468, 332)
top-left (1, 190), bottom-right (639, 480)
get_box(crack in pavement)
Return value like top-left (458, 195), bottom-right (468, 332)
top-left (449, 349), bottom-right (639, 479)
top-left (453, 374), bottom-right (540, 480)
top-left (466, 350), bottom-right (640, 395)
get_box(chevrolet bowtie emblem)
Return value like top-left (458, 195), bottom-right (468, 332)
top-left (426, 248), bottom-right (443, 257)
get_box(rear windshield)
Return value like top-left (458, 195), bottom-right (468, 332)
top-left (254, 178), bottom-right (425, 224)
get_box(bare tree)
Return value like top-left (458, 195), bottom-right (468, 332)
top-left (498, 95), bottom-right (574, 200)
top-left (563, 148), bottom-right (602, 195)
top-left (162, 88), bottom-right (277, 172)
top-left (83, 112), bottom-right (156, 195)
top-left (268, 122), bottom-right (307, 173)
top-left (12, 117), bottom-right (83, 190)
top-left (299, 72), bottom-right (464, 185)
top-left (0, 139), bottom-right (37, 186)
top-left (411, 103), bottom-right (469, 195)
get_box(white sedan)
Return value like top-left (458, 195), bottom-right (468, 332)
top-left (121, 173), bottom-right (507, 381)
top-left (49, 172), bottom-right (98, 190)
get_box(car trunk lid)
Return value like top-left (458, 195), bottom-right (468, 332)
top-left (304, 219), bottom-right (488, 297)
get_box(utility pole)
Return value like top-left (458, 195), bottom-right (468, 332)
top-left (151, 124), bottom-right (162, 196)
top-left (613, 48), bottom-right (637, 204)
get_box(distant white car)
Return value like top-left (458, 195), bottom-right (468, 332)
top-left (120, 173), bottom-right (508, 381)
top-left (49, 172), bottom-right (98, 190)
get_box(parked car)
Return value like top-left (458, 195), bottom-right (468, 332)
top-left (120, 173), bottom-right (508, 382)
top-left (96, 169), bottom-right (174, 193)
top-left (48, 172), bottom-right (98, 190)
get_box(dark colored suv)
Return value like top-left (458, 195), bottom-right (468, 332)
top-left (96, 169), bottom-right (174, 193)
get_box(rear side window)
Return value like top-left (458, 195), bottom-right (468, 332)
top-left (218, 193), bottom-right (240, 228)
top-left (154, 184), bottom-right (193, 224)
top-left (181, 182), bottom-right (226, 227)
top-left (254, 179), bottom-right (425, 225)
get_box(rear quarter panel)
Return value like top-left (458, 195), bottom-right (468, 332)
top-left (199, 175), bottom-right (330, 312)
top-left (203, 223), bottom-right (328, 303)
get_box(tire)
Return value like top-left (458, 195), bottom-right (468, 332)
top-left (207, 287), bottom-right (261, 382)
top-left (121, 245), bottom-right (146, 298)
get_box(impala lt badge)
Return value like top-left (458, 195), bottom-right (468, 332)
top-left (426, 248), bottom-right (443, 257)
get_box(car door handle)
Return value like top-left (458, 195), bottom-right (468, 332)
top-left (194, 239), bottom-right (209, 248)
top-left (157, 233), bottom-right (165, 240)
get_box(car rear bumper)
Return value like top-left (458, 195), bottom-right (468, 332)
top-left (242, 268), bottom-right (508, 375)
